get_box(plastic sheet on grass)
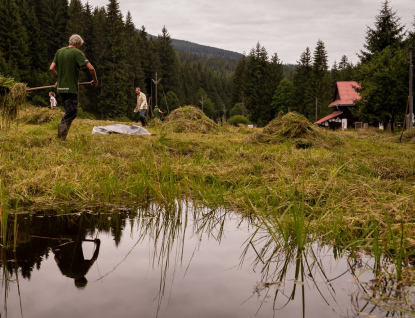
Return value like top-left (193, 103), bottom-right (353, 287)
top-left (92, 124), bottom-right (152, 135)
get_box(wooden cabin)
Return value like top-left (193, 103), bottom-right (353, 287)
top-left (314, 81), bottom-right (360, 129)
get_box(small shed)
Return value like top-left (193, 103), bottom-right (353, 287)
top-left (314, 81), bottom-right (360, 129)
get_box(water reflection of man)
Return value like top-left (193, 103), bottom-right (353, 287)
top-left (54, 238), bottom-right (100, 289)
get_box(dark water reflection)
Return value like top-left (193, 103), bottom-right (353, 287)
top-left (1, 203), bottom-right (414, 318)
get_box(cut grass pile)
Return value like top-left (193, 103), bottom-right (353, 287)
top-left (162, 106), bottom-right (218, 133)
top-left (248, 112), bottom-right (343, 148)
top-left (0, 75), bottom-right (27, 130)
top-left (18, 106), bottom-right (62, 124)
top-left (399, 127), bottom-right (415, 143)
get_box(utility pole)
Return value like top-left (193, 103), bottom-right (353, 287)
top-left (152, 72), bottom-right (161, 108)
top-left (199, 96), bottom-right (204, 112)
top-left (409, 44), bottom-right (413, 129)
top-left (315, 97), bottom-right (318, 122)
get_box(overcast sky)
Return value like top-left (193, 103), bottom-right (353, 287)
top-left (83, 0), bottom-right (414, 66)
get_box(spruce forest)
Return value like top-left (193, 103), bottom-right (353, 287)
top-left (0, 0), bottom-right (414, 126)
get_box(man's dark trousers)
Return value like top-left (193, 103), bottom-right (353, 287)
top-left (58, 93), bottom-right (78, 140)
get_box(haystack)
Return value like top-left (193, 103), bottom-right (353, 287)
top-left (399, 128), bottom-right (415, 143)
top-left (0, 75), bottom-right (27, 129)
top-left (248, 112), bottom-right (342, 148)
top-left (162, 106), bottom-right (218, 133)
top-left (18, 105), bottom-right (62, 124)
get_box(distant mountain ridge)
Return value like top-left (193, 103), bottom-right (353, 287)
top-left (171, 38), bottom-right (243, 59)
top-left (148, 34), bottom-right (243, 59)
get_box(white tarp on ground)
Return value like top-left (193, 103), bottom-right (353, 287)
top-left (92, 124), bottom-right (152, 135)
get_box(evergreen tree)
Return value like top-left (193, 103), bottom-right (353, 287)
top-left (354, 46), bottom-right (408, 131)
top-left (124, 11), bottom-right (145, 114)
top-left (331, 61), bottom-right (339, 91)
top-left (36, 0), bottom-right (69, 62)
top-left (66, 0), bottom-right (84, 37)
top-left (359, 0), bottom-right (405, 62)
top-left (271, 78), bottom-right (294, 114)
top-left (231, 53), bottom-right (247, 109)
top-left (163, 91), bottom-right (180, 113)
top-left (99, 0), bottom-right (130, 118)
top-left (197, 88), bottom-right (216, 118)
top-left (266, 53), bottom-right (284, 115)
top-left (244, 43), bottom-right (272, 126)
top-left (0, 0), bottom-right (30, 80)
top-left (292, 47), bottom-right (314, 119)
top-left (312, 40), bottom-right (331, 121)
top-left (18, 0), bottom-right (49, 79)
top-left (156, 26), bottom-right (182, 102)
top-left (338, 55), bottom-right (348, 70)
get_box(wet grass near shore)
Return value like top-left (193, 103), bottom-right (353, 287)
top-left (1, 106), bottom-right (415, 273)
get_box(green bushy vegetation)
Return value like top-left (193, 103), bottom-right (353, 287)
top-left (227, 115), bottom-right (249, 126)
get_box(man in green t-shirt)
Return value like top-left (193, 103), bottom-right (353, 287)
top-left (153, 105), bottom-right (164, 120)
top-left (50, 34), bottom-right (98, 140)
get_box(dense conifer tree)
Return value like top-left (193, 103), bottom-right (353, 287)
top-left (162, 91), bottom-right (180, 113)
top-left (36, 0), bottom-right (69, 62)
top-left (266, 53), bottom-right (284, 116)
top-left (244, 43), bottom-right (272, 126)
top-left (271, 78), bottom-right (294, 114)
top-left (197, 88), bottom-right (216, 118)
top-left (292, 47), bottom-right (314, 119)
top-left (156, 26), bottom-right (182, 102)
top-left (0, 0), bottom-right (30, 80)
top-left (125, 11), bottom-right (145, 109)
top-left (355, 46), bottom-right (408, 130)
top-left (231, 53), bottom-right (247, 109)
top-left (66, 0), bottom-right (84, 36)
top-left (312, 40), bottom-right (331, 120)
top-left (99, 0), bottom-right (130, 118)
top-left (359, 0), bottom-right (405, 62)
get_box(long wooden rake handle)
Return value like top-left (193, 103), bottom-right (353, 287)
top-left (26, 82), bottom-right (92, 91)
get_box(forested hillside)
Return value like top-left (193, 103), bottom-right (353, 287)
top-left (171, 38), bottom-right (243, 59)
top-left (0, 0), bottom-right (414, 126)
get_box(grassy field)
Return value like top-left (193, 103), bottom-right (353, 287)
top-left (1, 106), bottom-right (415, 260)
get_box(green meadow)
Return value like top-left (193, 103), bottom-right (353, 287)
top-left (1, 106), bottom-right (415, 269)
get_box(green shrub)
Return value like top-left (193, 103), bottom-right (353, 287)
top-left (227, 115), bottom-right (249, 126)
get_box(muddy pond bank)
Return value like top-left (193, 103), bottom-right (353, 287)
top-left (1, 203), bottom-right (414, 318)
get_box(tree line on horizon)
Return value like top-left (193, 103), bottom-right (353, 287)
top-left (0, 0), bottom-right (414, 127)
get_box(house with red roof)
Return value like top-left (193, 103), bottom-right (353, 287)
top-left (314, 81), bottom-right (361, 129)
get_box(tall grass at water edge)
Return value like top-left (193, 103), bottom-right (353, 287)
top-left (246, 163), bottom-right (412, 283)
top-left (0, 111), bottom-right (414, 262)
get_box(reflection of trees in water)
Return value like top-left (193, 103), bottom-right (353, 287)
top-left (242, 230), bottom-right (415, 317)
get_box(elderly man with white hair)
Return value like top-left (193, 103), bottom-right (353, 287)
top-left (50, 34), bottom-right (98, 140)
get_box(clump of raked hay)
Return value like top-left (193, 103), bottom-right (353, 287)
top-left (162, 106), bottom-right (218, 133)
top-left (248, 112), bottom-right (343, 148)
top-left (398, 128), bottom-right (415, 144)
top-left (0, 74), bottom-right (27, 130)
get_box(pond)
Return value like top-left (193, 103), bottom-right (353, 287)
top-left (1, 203), bottom-right (414, 318)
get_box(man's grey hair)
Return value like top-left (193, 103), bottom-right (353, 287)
top-left (69, 34), bottom-right (84, 46)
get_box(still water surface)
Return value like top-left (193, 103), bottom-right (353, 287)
top-left (0, 203), bottom-right (413, 318)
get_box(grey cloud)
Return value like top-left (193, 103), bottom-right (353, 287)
top-left (85, 0), bottom-right (414, 64)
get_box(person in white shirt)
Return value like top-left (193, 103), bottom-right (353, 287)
top-left (133, 87), bottom-right (148, 126)
top-left (49, 92), bottom-right (57, 108)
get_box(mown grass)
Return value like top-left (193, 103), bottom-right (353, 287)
top-left (0, 106), bottom-right (414, 255)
